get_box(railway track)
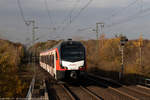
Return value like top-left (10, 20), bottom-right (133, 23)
top-left (62, 83), bottom-right (102, 100)
top-left (38, 66), bottom-right (150, 100)
top-left (45, 79), bottom-right (102, 100)
top-left (42, 67), bottom-right (100, 100)
top-left (88, 74), bottom-right (150, 100)
top-left (87, 77), bottom-right (137, 100)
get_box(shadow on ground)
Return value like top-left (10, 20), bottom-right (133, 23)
top-left (88, 67), bottom-right (149, 86)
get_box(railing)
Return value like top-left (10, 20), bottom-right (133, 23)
top-left (138, 77), bottom-right (150, 87)
top-left (144, 78), bottom-right (150, 86)
top-left (26, 75), bottom-right (35, 100)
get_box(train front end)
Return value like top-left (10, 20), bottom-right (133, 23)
top-left (58, 40), bottom-right (86, 80)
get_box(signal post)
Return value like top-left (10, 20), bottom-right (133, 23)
top-left (119, 35), bottom-right (128, 80)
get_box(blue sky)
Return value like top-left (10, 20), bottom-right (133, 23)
top-left (0, 0), bottom-right (150, 44)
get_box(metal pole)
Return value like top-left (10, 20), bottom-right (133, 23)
top-left (28, 20), bottom-right (38, 75)
top-left (32, 20), bottom-right (35, 45)
top-left (31, 20), bottom-right (35, 76)
top-left (121, 46), bottom-right (124, 79)
top-left (100, 24), bottom-right (104, 48)
top-left (25, 19), bottom-right (38, 99)
top-left (96, 23), bottom-right (99, 53)
top-left (119, 46), bottom-right (124, 80)
top-left (119, 36), bottom-right (128, 80)
top-left (95, 22), bottom-right (104, 55)
top-left (139, 34), bottom-right (143, 72)
top-left (139, 46), bottom-right (142, 70)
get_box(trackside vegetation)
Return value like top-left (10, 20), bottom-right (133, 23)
top-left (0, 39), bottom-right (33, 97)
top-left (82, 35), bottom-right (150, 83)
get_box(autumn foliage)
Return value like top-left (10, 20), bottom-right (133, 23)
top-left (0, 39), bottom-right (29, 98)
top-left (82, 35), bottom-right (150, 81)
top-left (0, 39), bottom-right (24, 73)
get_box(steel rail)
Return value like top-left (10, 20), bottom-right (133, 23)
top-left (122, 85), bottom-right (150, 97)
top-left (89, 74), bottom-right (150, 97)
top-left (79, 85), bottom-right (103, 100)
top-left (136, 85), bottom-right (150, 90)
top-left (60, 84), bottom-right (76, 100)
top-left (88, 77), bottom-right (139, 100)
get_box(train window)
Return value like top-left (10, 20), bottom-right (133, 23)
top-left (43, 56), bottom-right (44, 63)
top-left (48, 56), bottom-right (49, 64)
top-left (46, 56), bottom-right (48, 64)
top-left (50, 55), bottom-right (52, 66)
top-left (42, 56), bottom-right (44, 63)
top-left (42, 56), bottom-right (44, 62)
top-left (47, 56), bottom-right (48, 64)
top-left (44, 56), bottom-right (46, 63)
top-left (52, 55), bottom-right (54, 68)
top-left (49, 55), bottom-right (51, 66)
top-left (56, 52), bottom-right (58, 60)
top-left (45, 56), bottom-right (46, 63)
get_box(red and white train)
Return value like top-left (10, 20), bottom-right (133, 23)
top-left (39, 39), bottom-right (87, 80)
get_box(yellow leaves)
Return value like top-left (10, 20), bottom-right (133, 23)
top-left (132, 35), bottom-right (143, 47)
top-left (0, 73), bottom-right (29, 97)
top-left (100, 38), bottom-right (120, 62)
top-left (133, 41), bottom-right (139, 47)
top-left (125, 64), bottom-right (138, 74)
top-left (16, 80), bottom-right (22, 94)
top-left (0, 39), bottom-right (24, 73)
top-left (133, 41), bottom-right (143, 47)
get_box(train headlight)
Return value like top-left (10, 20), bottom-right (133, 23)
top-left (64, 67), bottom-right (68, 69)
top-left (61, 66), bottom-right (68, 69)
top-left (79, 66), bottom-right (84, 69)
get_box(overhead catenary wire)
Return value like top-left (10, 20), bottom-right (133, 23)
top-left (71, 0), bottom-right (93, 24)
top-left (44, 0), bottom-right (55, 28)
top-left (17, 0), bottom-right (26, 23)
top-left (56, 0), bottom-right (80, 31)
top-left (61, 0), bottom-right (80, 25)
top-left (77, 0), bottom-right (144, 33)
top-left (106, 6), bottom-right (150, 29)
top-left (61, 0), bottom-right (93, 32)
top-left (103, 0), bottom-right (140, 22)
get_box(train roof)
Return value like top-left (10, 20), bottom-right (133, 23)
top-left (40, 40), bottom-right (84, 54)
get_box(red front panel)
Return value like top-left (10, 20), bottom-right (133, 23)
top-left (55, 48), bottom-right (86, 71)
